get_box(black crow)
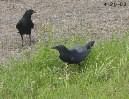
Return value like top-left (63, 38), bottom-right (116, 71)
top-left (16, 9), bottom-right (36, 46)
top-left (52, 41), bottom-right (95, 65)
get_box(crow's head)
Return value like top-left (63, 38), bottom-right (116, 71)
top-left (23, 9), bottom-right (36, 18)
top-left (26, 9), bottom-right (36, 14)
top-left (52, 45), bottom-right (66, 50)
top-left (86, 41), bottom-right (95, 49)
top-left (52, 45), bottom-right (69, 54)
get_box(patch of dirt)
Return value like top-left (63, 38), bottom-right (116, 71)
top-left (0, 0), bottom-right (129, 63)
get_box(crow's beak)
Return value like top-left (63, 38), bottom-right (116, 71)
top-left (51, 46), bottom-right (56, 49)
top-left (33, 11), bottom-right (36, 13)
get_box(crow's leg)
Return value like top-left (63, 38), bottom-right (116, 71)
top-left (79, 65), bottom-right (82, 72)
top-left (20, 34), bottom-right (23, 47)
top-left (29, 34), bottom-right (31, 46)
top-left (64, 63), bottom-right (69, 88)
top-left (77, 63), bottom-right (82, 72)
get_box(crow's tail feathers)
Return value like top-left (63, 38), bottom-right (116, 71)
top-left (86, 41), bottom-right (95, 49)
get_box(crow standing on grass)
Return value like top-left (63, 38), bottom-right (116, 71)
top-left (52, 41), bottom-right (95, 65)
top-left (16, 9), bottom-right (36, 46)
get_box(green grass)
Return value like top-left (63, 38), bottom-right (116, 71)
top-left (0, 34), bottom-right (129, 99)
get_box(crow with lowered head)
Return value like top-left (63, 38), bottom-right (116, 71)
top-left (52, 41), bottom-right (95, 65)
top-left (16, 9), bottom-right (36, 46)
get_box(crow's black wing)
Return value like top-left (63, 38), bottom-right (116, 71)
top-left (16, 18), bottom-right (27, 29)
top-left (16, 18), bottom-right (34, 33)
top-left (68, 49), bottom-right (83, 63)
top-left (69, 46), bottom-right (90, 63)
top-left (16, 19), bottom-right (22, 30)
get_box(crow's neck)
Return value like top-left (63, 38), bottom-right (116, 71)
top-left (23, 13), bottom-right (32, 19)
top-left (59, 48), bottom-right (69, 56)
